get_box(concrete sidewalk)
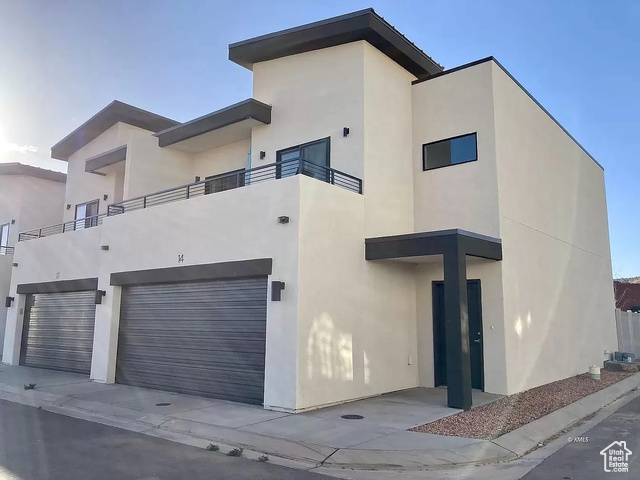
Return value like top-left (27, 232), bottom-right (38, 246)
top-left (0, 365), bottom-right (638, 471)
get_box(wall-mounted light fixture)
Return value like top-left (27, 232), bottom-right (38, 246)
top-left (271, 281), bottom-right (285, 301)
top-left (100, 245), bottom-right (110, 251)
top-left (278, 216), bottom-right (290, 224)
top-left (94, 290), bottom-right (106, 305)
top-left (343, 127), bottom-right (350, 137)
top-left (103, 194), bottom-right (108, 201)
top-left (66, 204), bottom-right (71, 210)
top-left (12, 263), bottom-right (18, 267)
top-left (260, 151), bottom-right (266, 159)
top-left (195, 176), bottom-right (201, 182)
top-left (11, 219), bottom-right (15, 224)
top-left (5, 296), bottom-right (14, 308)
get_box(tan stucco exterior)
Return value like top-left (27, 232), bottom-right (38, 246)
top-left (2, 30), bottom-right (617, 411)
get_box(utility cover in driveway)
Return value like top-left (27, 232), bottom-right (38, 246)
top-left (116, 277), bottom-right (267, 405)
top-left (21, 291), bottom-right (97, 375)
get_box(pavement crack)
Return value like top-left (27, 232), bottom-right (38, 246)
top-left (318, 448), bottom-right (340, 467)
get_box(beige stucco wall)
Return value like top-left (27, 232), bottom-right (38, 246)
top-left (192, 139), bottom-right (249, 179)
top-left (296, 176), bottom-right (418, 410)
top-left (412, 62), bottom-right (501, 237)
top-left (0, 174), bottom-right (65, 355)
top-left (491, 61), bottom-right (617, 394)
top-left (251, 42), bottom-right (365, 180)
top-left (2, 226), bottom-right (102, 364)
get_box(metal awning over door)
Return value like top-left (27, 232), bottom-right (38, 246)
top-left (116, 277), bottom-right (267, 405)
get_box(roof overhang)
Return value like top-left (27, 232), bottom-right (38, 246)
top-left (51, 101), bottom-right (178, 161)
top-left (155, 99), bottom-right (272, 153)
top-left (0, 162), bottom-right (66, 183)
top-left (85, 145), bottom-right (127, 175)
top-left (228, 8), bottom-right (443, 78)
top-left (365, 229), bottom-right (503, 262)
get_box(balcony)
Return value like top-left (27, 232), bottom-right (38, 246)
top-left (0, 246), bottom-right (14, 255)
top-left (17, 158), bottom-right (362, 242)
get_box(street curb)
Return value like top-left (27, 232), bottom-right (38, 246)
top-left (0, 373), bottom-right (638, 472)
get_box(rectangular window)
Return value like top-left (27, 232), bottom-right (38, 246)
top-left (0, 223), bottom-right (9, 249)
top-left (423, 133), bottom-right (477, 170)
top-left (204, 169), bottom-right (246, 195)
top-left (75, 200), bottom-right (100, 229)
top-left (276, 137), bottom-right (330, 181)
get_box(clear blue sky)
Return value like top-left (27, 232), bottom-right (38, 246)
top-left (0, 0), bottom-right (638, 277)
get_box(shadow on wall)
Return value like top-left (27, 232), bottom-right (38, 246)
top-left (306, 313), bottom-right (370, 385)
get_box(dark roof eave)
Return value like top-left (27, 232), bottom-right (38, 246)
top-left (0, 162), bottom-right (67, 183)
top-left (228, 8), bottom-right (442, 78)
top-left (51, 100), bottom-right (179, 161)
top-left (155, 98), bottom-right (272, 148)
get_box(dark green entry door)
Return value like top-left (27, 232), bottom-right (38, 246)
top-left (433, 280), bottom-right (484, 390)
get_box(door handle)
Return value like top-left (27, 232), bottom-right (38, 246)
top-left (473, 339), bottom-right (481, 343)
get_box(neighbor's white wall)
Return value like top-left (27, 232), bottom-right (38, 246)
top-left (2, 226), bottom-right (102, 364)
top-left (415, 258), bottom-right (507, 394)
top-left (412, 62), bottom-right (501, 237)
top-left (192, 139), bottom-right (250, 179)
top-left (363, 43), bottom-right (415, 237)
top-left (251, 42), bottom-right (365, 180)
top-left (491, 61), bottom-right (617, 394)
top-left (296, 176), bottom-right (418, 410)
top-left (91, 178), bottom-right (301, 410)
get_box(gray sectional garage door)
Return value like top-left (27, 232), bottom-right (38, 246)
top-left (21, 291), bottom-right (96, 375)
top-left (116, 277), bottom-right (267, 405)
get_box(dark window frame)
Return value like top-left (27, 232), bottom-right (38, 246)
top-left (275, 137), bottom-right (331, 179)
top-left (75, 199), bottom-right (100, 229)
top-left (422, 132), bottom-right (478, 171)
top-left (0, 223), bottom-right (9, 248)
top-left (204, 168), bottom-right (246, 195)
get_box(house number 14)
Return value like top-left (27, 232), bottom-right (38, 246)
top-left (177, 254), bottom-right (184, 264)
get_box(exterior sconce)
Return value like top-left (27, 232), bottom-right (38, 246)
top-left (12, 263), bottom-right (18, 267)
top-left (278, 216), bottom-right (290, 224)
top-left (103, 194), bottom-right (108, 201)
top-left (100, 245), bottom-right (109, 251)
top-left (260, 151), bottom-right (266, 159)
top-left (343, 127), bottom-right (350, 137)
top-left (11, 219), bottom-right (15, 224)
top-left (94, 290), bottom-right (106, 305)
top-left (195, 176), bottom-right (201, 182)
top-left (271, 281), bottom-right (285, 301)
top-left (5, 296), bottom-right (14, 307)
top-left (66, 204), bottom-right (71, 210)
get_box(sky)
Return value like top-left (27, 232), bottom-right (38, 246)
top-left (0, 0), bottom-right (638, 277)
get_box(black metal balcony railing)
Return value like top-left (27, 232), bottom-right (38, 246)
top-left (18, 215), bottom-right (106, 242)
top-left (108, 158), bottom-right (362, 216)
top-left (0, 246), bottom-right (14, 255)
top-left (17, 158), bottom-right (362, 242)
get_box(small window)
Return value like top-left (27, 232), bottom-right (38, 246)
top-left (423, 133), bottom-right (477, 170)
top-left (0, 223), bottom-right (9, 248)
top-left (204, 169), bottom-right (245, 195)
top-left (75, 200), bottom-right (100, 229)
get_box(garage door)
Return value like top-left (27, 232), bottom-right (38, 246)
top-left (21, 291), bottom-right (96, 375)
top-left (116, 277), bottom-right (267, 405)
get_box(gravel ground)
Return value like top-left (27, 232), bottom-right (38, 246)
top-left (410, 371), bottom-right (634, 439)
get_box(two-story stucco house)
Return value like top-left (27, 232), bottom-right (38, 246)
top-left (2, 9), bottom-right (617, 412)
top-left (0, 162), bottom-right (66, 355)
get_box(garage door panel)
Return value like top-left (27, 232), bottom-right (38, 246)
top-left (21, 291), bottom-right (96, 375)
top-left (116, 277), bottom-right (267, 405)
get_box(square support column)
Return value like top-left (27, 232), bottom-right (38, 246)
top-left (90, 285), bottom-right (121, 383)
top-left (443, 245), bottom-right (472, 410)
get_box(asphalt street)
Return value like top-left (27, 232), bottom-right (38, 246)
top-left (0, 399), bottom-right (332, 480)
top-left (521, 393), bottom-right (639, 479)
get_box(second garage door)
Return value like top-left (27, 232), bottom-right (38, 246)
top-left (20, 291), bottom-right (96, 375)
top-left (116, 277), bottom-right (267, 405)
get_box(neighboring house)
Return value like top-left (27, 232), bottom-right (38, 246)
top-left (1, 9), bottom-right (617, 412)
top-left (614, 280), bottom-right (640, 312)
top-left (0, 163), bottom-right (66, 354)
